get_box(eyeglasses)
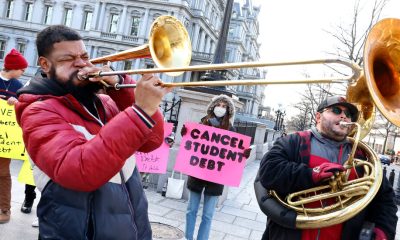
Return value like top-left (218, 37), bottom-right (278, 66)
top-left (322, 106), bottom-right (352, 118)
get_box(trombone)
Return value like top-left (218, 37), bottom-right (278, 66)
top-left (85, 15), bottom-right (360, 89)
top-left (90, 59), bottom-right (361, 88)
top-left (89, 15), bottom-right (400, 137)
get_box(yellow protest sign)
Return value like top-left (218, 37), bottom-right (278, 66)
top-left (17, 158), bottom-right (35, 186)
top-left (0, 99), bottom-right (27, 160)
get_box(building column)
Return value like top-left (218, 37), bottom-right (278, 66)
top-left (198, 31), bottom-right (205, 53)
top-left (97, 2), bottom-right (106, 31)
top-left (0, 1), bottom-right (5, 18)
top-left (140, 8), bottom-right (150, 38)
top-left (14, 0), bottom-right (24, 20)
top-left (205, 36), bottom-right (211, 53)
top-left (31, 0), bottom-right (44, 23)
top-left (210, 40), bottom-right (215, 54)
top-left (26, 40), bottom-right (37, 67)
top-left (91, 46), bottom-right (99, 59)
top-left (52, 1), bottom-right (63, 25)
top-left (72, 4), bottom-right (83, 29)
top-left (118, 5), bottom-right (128, 34)
top-left (134, 59), bottom-right (141, 70)
top-left (191, 24), bottom-right (200, 51)
top-left (91, 1), bottom-right (101, 30)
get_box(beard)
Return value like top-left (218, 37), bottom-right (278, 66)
top-left (49, 66), bottom-right (102, 103)
top-left (319, 116), bottom-right (351, 141)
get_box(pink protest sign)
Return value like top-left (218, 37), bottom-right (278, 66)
top-left (174, 122), bottom-right (251, 187)
top-left (135, 122), bottom-right (173, 173)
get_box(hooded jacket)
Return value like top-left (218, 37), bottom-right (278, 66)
top-left (15, 75), bottom-right (163, 240)
top-left (186, 94), bottom-right (236, 196)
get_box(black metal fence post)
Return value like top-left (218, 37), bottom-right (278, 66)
top-left (389, 169), bottom-right (395, 186)
top-left (396, 169), bottom-right (400, 205)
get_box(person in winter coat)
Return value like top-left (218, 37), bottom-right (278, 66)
top-left (0, 48), bottom-right (28, 224)
top-left (14, 25), bottom-right (171, 239)
top-left (181, 94), bottom-right (250, 240)
top-left (256, 95), bottom-right (398, 240)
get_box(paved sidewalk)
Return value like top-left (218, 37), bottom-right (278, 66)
top-left (1, 159), bottom-right (399, 240)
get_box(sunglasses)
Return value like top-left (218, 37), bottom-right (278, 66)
top-left (323, 106), bottom-right (352, 119)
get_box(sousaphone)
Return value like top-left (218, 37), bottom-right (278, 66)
top-left (255, 18), bottom-right (400, 229)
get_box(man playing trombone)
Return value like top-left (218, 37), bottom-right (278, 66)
top-left (256, 95), bottom-right (397, 240)
top-left (15, 25), bottom-right (171, 239)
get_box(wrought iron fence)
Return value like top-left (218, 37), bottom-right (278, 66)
top-left (161, 96), bottom-right (182, 133)
top-left (234, 121), bottom-right (257, 145)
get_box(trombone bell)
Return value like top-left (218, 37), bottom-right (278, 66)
top-left (90, 15), bottom-right (191, 77)
top-left (149, 16), bottom-right (192, 76)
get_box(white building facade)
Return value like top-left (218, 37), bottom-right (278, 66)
top-left (0, 0), bottom-right (265, 119)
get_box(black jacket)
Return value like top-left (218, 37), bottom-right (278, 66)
top-left (257, 131), bottom-right (398, 240)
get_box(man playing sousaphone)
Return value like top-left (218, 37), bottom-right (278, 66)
top-left (256, 96), bottom-right (397, 240)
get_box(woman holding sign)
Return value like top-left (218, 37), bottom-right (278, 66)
top-left (182, 94), bottom-right (250, 240)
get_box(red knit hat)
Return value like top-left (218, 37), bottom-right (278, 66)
top-left (4, 48), bottom-right (28, 70)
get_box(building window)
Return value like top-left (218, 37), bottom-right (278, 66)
top-left (82, 11), bottom-right (93, 30)
top-left (17, 43), bottom-right (26, 55)
top-left (108, 13), bottom-right (119, 33)
top-left (24, 2), bottom-right (33, 21)
top-left (5, 0), bottom-right (14, 18)
top-left (0, 41), bottom-right (6, 59)
top-left (130, 16), bottom-right (140, 36)
top-left (43, 5), bottom-right (53, 24)
top-left (63, 8), bottom-right (72, 26)
top-left (124, 61), bottom-right (132, 70)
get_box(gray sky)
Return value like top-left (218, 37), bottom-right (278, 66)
top-left (250, 0), bottom-right (400, 118)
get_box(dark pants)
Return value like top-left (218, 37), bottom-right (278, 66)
top-left (25, 184), bottom-right (36, 202)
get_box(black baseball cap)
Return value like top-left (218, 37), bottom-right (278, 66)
top-left (317, 96), bottom-right (359, 122)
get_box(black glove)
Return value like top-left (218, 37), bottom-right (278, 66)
top-left (243, 148), bottom-right (251, 158)
top-left (311, 162), bottom-right (345, 183)
top-left (180, 125), bottom-right (187, 136)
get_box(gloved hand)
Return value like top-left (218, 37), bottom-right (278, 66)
top-left (180, 125), bottom-right (187, 136)
top-left (311, 162), bottom-right (345, 184)
top-left (374, 227), bottom-right (387, 240)
top-left (243, 148), bottom-right (251, 158)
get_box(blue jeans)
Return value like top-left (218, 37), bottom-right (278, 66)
top-left (185, 190), bottom-right (219, 240)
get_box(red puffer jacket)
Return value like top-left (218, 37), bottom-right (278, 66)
top-left (15, 75), bottom-right (163, 191)
top-left (14, 75), bottom-right (163, 239)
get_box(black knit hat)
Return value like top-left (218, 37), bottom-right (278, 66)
top-left (317, 96), bottom-right (359, 122)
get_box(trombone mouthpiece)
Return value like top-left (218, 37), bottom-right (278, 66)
top-left (77, 72), bottom-right (99, 81)
top-left (77, 74), bottom-right (88, 81)
top-left (339, 121), bottom-right (354, 128)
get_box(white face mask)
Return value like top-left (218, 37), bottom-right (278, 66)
top-left (213, 106), bottom-right (227, 118)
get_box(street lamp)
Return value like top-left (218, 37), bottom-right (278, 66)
top-left (273, 108), bottom-right (286, 132)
